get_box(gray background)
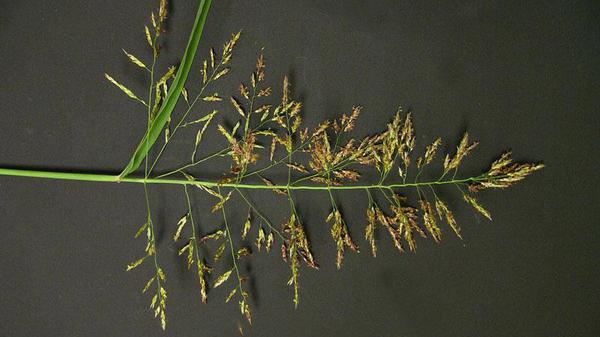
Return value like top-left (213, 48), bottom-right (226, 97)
top-left (0, 1), bottom-right (598, 336)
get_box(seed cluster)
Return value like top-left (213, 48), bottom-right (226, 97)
top-left (109, 1), bottom-right (544, 332)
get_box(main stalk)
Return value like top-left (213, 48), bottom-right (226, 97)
top-left (0, 168), bottom-right (481, 190)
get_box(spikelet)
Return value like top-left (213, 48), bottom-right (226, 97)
top-left (211, 240), bottom-right (226, 262)
top-left (214, 67), bottom-right (230, 80)
top-left (230, 97), bottom-right (246, 117)
top-left (142, 276), bottom-right (156, 294)
top-left (123, 49), bottom-right (148, 69)
top-left (468, 151), bottom-right (545, 191)
top-left (463, 194), bottom-right (492, 220)
top-left (202, 93), bottom-right (223, 101)
top-left (105, 74), bottom-right (145, 105)
top-left (327, 210), bottom-right (359, 269)
top-left (282, 76), bottom-right (290, 105)
top-left (213, 269), bottom-right (233, 288)
top-left (144, 26), bottom-right (153, 48)
top-left (255, 52), bottom-right (265, 82)
top-left (443, 133), bottom-right (478, 174)
top-left (222, 31), bottom-right (241, 65)
top-left (241, 212), bottom-right (252, 239)
top-left (255, 227), bottom-right (265, 251)
top-left (172, 213), bottom-right (188, 242)
top-left (147, 268), bottom-right (167, 330)
top-left (126, 255), bottom-right (148, 271)
top-left (211, 192), bottom-right (232, 212)
top-left (370, 207), bottom-right (401, 253)
top-left (286, 238), bottom-right (300, 308)
top-left (236, 247), bottom-right (251, 259)
top-left (226, 288), bottom-right (237, 303)
top-left (191, 111), bottom-right (217, 161)
top-left (419, 199), bottom-right (441, 242)
top-left (158, 0), bottom-right (168, 22)
top-left (157, 66), bottom-right (176, 86)
top-left (258, 87), bottom-right (272, 97)
top-left (199, 229), bottom-right (225, 243)
top-left (178, 241), bottom-right (193, 269)
top-left (134, 222), bottom-right (149, 238)
top-left (435, 199), bottom-right (462, 239)
top-left (417, 138), bottom-right (442, 169)
top-left (240, 299), bottom-right (252, 324)
top-left (266, 232), bottom-right (274, 252)
top-left (254, 104), bottom-right (271, 115)
top-left (391, 196), bottom-right (422, 252)
top-left (283, 214), bottom-right (317, 269)
top-left (197, 260), bottom-right (208, 303)
top-left (365, 206), bottom-right (377, 257)
top-left (286, 162), bottom-right (308, 173)
top-left (239, 83), bottom-right (249, 99)
top-left (398, 112), bottom-right (415, 169)
top-left (340, 106), bottom-right (362, 132)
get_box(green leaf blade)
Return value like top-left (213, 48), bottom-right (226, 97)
top-left (119, 0), bottom-right (213, 178)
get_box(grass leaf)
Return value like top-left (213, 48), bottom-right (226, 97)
top-left (119, 0), bottom-right (213, 178)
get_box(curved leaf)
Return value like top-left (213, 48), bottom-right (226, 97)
top-left (119, 0), bottom-right (213, 178)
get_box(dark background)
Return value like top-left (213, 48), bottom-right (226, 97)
top-left (0, 1), bottom-right (598, 336)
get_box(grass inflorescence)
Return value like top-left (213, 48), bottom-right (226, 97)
top-left (0, 0), bottom-right (544, 332)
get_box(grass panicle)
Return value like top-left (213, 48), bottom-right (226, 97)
top-left (0, 0), bottom-right (544, 332)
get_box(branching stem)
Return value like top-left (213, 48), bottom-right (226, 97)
top-left (218, 187), bottom-right (244, 298)
top-left (234, 187), bottom-right (285, 240)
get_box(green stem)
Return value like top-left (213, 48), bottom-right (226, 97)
top-left (183, 185), bottom-right (203, 268)
top-left (217, 186), bottom-right (244, 298)
top-left (0, 167), bottom-right (486, 190)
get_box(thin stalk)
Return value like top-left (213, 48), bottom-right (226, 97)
top-left (156, 147), bottom-right (229, 179)
top-left (241, 134), bottom-right (315, 180)
top-left (324, 170), bottom-right (339, 217)
top-left (234, 188), bottom-right (285, 240)
top-left (148, 94), bottom-right (202, 174)
top-left (155, 117), bottom-right (274, 179)
top-left (218, 186), bottom-right (244, 298)
top-left (0, 167), bottom-right (488, 190)
top-left (183, 185), bottom-right (203, 272)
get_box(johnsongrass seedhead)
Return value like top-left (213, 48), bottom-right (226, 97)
top-left (0, 0), bottom-right (545, 330)
top-left (102, 0), bottom-right (545, 332)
